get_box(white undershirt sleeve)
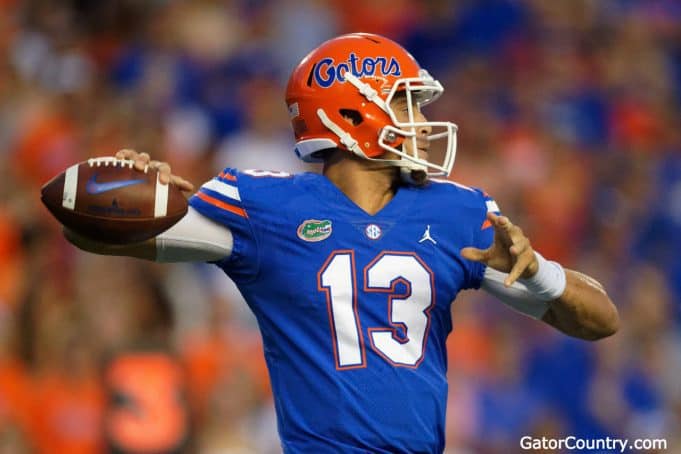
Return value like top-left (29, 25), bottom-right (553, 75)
top-left (481, 267), bottom-right (551, 319)
top-left (155, 206), bottom-right (233, 262)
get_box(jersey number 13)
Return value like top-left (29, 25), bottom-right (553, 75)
top-left (318, 251), bottom-right (434, 369)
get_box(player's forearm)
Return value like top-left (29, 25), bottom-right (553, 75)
top-left (541, 270), bottom-right (619, 340)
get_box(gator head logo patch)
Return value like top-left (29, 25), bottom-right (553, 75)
top-left (297, 219), bottom-right (332, 242)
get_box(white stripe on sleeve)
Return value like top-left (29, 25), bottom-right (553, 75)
top-left (486, 200), bottom-right (499, 212)
top-left (202, 179), bottom-right (241, 201)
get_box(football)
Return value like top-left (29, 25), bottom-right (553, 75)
top-left (41, 157), bottom-right (188, 244)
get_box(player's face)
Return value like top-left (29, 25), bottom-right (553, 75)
top-left (389, 92), bottom-right (431, 160)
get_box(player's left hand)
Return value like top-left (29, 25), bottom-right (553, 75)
top-left (460, 212), bottom-right (539, 287)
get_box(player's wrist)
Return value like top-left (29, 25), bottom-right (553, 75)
top-left (520, 254), bottom-right (540, 279)
top-left (519, 251), bottom-right (566, 301)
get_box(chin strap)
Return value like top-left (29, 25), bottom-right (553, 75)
top-left (400, 167), bottom-right (428, 185)
top-left (316, 108), bottom-right (365, 157)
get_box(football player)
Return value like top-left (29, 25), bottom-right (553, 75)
top-left (66, 33), bottom-right (618, 453)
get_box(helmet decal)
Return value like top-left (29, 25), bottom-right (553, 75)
top-left (313, 54), bottom-right (402, 88)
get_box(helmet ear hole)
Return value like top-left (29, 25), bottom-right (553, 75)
top-left (339, 109), bottom-right (363, 126)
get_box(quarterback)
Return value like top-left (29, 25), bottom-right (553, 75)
top-left (67, 34), bottom-right (618, 453)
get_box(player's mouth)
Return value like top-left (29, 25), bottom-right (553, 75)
top-left (416, 146), bottom-right (429, 160)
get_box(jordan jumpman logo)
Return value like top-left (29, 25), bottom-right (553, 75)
top-left (419, 225), bottom-right (437, 244)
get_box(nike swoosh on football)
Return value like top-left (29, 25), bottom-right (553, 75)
top-left (85, 174), bottom-right (146, 195)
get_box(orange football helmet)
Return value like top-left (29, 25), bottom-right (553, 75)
top-left (285, 32), bottom-right (457, 178)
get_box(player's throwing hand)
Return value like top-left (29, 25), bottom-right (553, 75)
top-left (115, 149), bottom-right (194, 192)
top-left (460, 212), bottom-right (539, 287)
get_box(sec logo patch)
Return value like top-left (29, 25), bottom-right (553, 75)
top-left (365, 224), bottom-right (382, 240)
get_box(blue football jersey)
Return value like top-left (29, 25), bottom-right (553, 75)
top-left (189, 169), bottom-right (497, 453)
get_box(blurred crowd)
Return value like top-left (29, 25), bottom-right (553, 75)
top-left (0, 0), bottom-right (680, 452)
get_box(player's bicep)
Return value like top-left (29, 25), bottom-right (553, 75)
top-left (155, 206), bottom-right (233, 262)
top-left (187, 168), bottom-right (260, 281)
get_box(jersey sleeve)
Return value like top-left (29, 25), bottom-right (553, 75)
top-left (188, 168), bottom-right (259, 282)
top-left (464, 190), bottom-right (500, 290)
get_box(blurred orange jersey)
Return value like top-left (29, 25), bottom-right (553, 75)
top-left (30, 372), bottom-right (104, 454)
top-left (104, 352), bottom-right (190, 454)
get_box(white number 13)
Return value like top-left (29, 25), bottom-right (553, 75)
top-left (318, 251), bottom-right (434, 369)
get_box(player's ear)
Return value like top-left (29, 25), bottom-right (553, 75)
top-left (339, 109), bottom-right (363, 126)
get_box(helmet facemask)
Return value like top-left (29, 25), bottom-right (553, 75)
top-left (330, 70), bottom-right (458, 181)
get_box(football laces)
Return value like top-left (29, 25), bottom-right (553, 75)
top-left (87, 157), bottom-right (136, 169)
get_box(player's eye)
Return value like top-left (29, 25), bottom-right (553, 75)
top-left (397, 102), bottom-right (411, 112)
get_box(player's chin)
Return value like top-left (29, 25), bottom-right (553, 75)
top-left (410, 169), bottom-right (428, 186)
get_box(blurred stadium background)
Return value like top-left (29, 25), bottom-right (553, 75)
top-left (0, 0), bottom-right (680, 452)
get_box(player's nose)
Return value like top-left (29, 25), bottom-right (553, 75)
top-left (415, 111), bottom-right (431, 136)
top-left (417, 122), bottom-right (431, 137)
